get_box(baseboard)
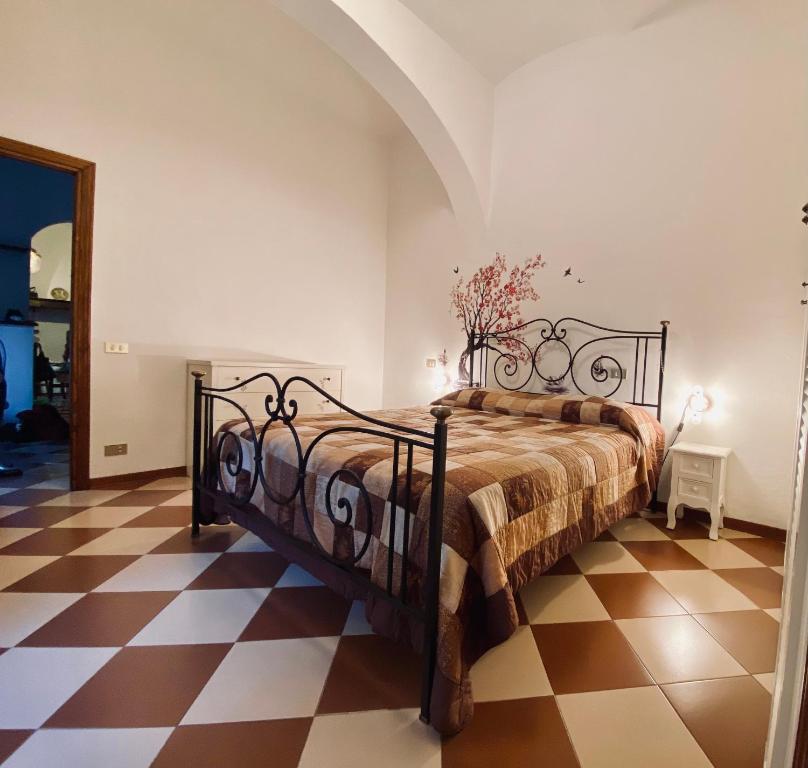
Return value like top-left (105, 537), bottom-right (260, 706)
top-left (88, 466), bottom-right (186, 490)
top-left (648, 500), bottom-right (787, 543)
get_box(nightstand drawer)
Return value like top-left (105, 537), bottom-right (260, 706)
top-left (677, 478), bottom-right (712, 504)
top-left (678, 454), bottom-right (714, 480)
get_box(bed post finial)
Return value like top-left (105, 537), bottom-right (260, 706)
top-left (430, 405), bottom-right (453, 422)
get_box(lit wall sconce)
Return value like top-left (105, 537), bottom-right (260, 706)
top-left (432, 349), bottom-right (451, 393)
top-left (688, 385), bottom-right (712, 424)
top-left (29, 248), bottom-right (41, 274)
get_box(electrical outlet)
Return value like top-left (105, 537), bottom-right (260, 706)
top-left (104, 443), bottom-right (128, 456)
top-left (104, 342), bottom-right (129, 354)
top-left (609, 367), bottom-right (627, 380)
top-left (425, 358), bottom-right (437, 369)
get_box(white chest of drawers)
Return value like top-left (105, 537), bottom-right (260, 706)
top-left (185, 359), bottom-right (343, 476)
top-left (666, 442), bottom-right (731, 540)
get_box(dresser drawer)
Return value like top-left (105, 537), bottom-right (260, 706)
top-left (213, 367), bottom-right (341, 395)
top-left (678, 453), bottom-right (714, 480)
top-left (677, 478), bottom-right (712, 504)
top-left (212, 390), bottom-right (340, 423)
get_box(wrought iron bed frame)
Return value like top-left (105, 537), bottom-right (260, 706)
top-left (189, 317), bottom-right (669, 726)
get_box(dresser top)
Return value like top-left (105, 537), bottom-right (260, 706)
top-left (187, 358), bottom-right (344, 369)
top-left (670, 442), bottom-right (731, 458)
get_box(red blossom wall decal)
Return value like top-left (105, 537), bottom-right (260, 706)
top-left (451, 252), bottom-right (545, 384)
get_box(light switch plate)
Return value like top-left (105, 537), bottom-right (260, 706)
top-left (104, 443), bottom-right (128, 456)
top-left (105, 342), bottom-right (129, 354)
top-left (425, 358), bottom-right (437, 369)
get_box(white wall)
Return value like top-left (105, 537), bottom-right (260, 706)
top-left (486, 0), bottom-right (808, 527)
top-left (382, 134), bottom-right (464, 408)
top-left (0, 0), bottom-right (397, 477)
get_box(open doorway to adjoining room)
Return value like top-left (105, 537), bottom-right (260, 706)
top-left (0, 137), bottom-right (94, 490)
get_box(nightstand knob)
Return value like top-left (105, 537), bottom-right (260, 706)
top-left (693, 462), bottom-right (700, 469)
top-left (691, 485), bottom-right (699, 493)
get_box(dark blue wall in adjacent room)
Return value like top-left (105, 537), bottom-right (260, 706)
top-left (0, 157), bottom-right (75, 317)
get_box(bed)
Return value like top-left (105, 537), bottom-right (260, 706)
top-left (191, 317), bottom-right (669, 735)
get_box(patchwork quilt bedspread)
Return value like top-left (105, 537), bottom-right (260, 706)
top-left (214, 387), bottom-right (664, 734)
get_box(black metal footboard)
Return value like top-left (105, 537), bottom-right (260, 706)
top-left (189, 370), bottom-right (451, 724)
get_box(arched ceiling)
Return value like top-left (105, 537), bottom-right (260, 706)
top-left (399, 0), bottom-right (708, 81)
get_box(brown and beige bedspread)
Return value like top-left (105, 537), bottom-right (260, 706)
top-left (213, 388), bottom-right (664, 734)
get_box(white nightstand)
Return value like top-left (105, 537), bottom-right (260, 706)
top-left (667, 442), bottom-right (731, 540)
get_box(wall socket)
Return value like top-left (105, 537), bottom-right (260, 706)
top-left (105, 342), bottom-right (129, 354)
top-left (104, 443), bottom-right (128, 457)
top-left (425, 358), bottom-right (437, 369)
top-left (609, 368), bottom-right (627, 380)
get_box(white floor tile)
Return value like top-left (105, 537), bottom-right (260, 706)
top-left (274, 564), bottom-right (323, 588)
top-left (0, 506), bottom-right (26, 520)
top-left (716, 527), bottom-right (759, 539)
top-left (138, 477), bottom-right (191, 491)
top-left (40, 490), bottom-right (127, 507)
top-left (558, 686), bottom-right (712, 768)
top-left (616, 615), bottom-right (746, 683)
top-left (0, 647), bottom-right (118, 728)
top-left (609, 518), bottom-right (670, 541)
top-left (771, 565), bottom-right (785, 575)
top-left (765, 608), bottom-right (782, 622)
top-left (2, 727), bottom-right (172, 768)
top-left (299, 709), bottom-right (441, 768)
top-left (520, 574), bottom-right (610, 623)
top-left (0, 592), bottom-right (83, 646)
top-left (0, 528), bottom-right (41, 549)
top-left (755, 672), bottom-right (775, 694)
top-left (0, 555), bottom-right (59, 590)
top-left (93, 553), bottom-right (220, 592)
top-left (70, 527), bottom-right (183, 556)
top-left (471, 625), bottom-right (552, 701)
top-left (181, 637), bottom-right (339, 723)
top-left (26, 478), bottom-right (71, 491)
top-left (129, 588), bottom-right (269, 645)
top-left (571, 542), bottom-right (646, 574)
top-left (226, 530), bottom-right (273, 553)
top-left (342, 600), bottom-right (373, 635)
top-left (159, 490), bottom-right (193, 506)
top-left (651, 570), bottom-right (756, 613)
top-left (675, 539), bottom-right (766, 569)
top-left (52, 507), bottom-right (150, 528)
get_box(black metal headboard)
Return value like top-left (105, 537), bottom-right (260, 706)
top-left (468, 318), bottom-right (669, 422)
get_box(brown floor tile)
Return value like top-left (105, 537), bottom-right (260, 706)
top-left (715, 568), bottom-right (783, 609)
top-left (621, 540), bottom-right (706, 570)
top-left (0, 730), bottom-right (32, 763)
top-left (648, 517), bottom-right (712, 540)
top-left (0, 489), bottom-right (66, 507)
top-left (149, 527), bottom-right (245, 554)
top-left (317, 634), bottom-right (421, 713)
top-left (586, 573), bottom-right (686, 619)
top-left (186, 552), bottom-right (289, 589)
top-left (0, 527), bottom-right (108, 555)
top-left (152, 719), bottom-right (312, 768)
top-left (123, 506), bottom-right (192, 527)
top-left (3, 555), bottom-right (139, 592)
top-left (46, 644), bottom-right (231, 727)
top-left (0, 506), bottom-right (88, 528)
top-left (19, 591), bottom-right (179, 646)
top-left (544, 554), bottom-right (581, 575)
top-left (442, 696), bottom-right (579, 768)
top-left (693, 610), bottom-right (780, 674)
top-left (662, 676), bottom-right (771, 768)
top-left (98, 490), bottom-right (183, 506)
top-left (727, 538), bottom-right (785, 567)
top-left (531, 621), bottom-right (652, 694)
top-left (239, 586), bottom-right (351, 641)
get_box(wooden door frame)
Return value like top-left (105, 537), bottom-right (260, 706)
top-left (0, 136), bottom-right (94, 490)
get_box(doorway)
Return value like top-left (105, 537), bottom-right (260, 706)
top-left (0, 137), bottom-right (94, 490)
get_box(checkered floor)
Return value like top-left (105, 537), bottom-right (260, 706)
top-left (0, 443), bottom-right (784, 767)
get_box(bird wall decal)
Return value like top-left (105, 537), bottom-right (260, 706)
top-left (563, 267), bottom-right (572, 277)
top-left (577, 278), bottom-right (585, 284)
top-left (453, 266), bottom-right (460, 274)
